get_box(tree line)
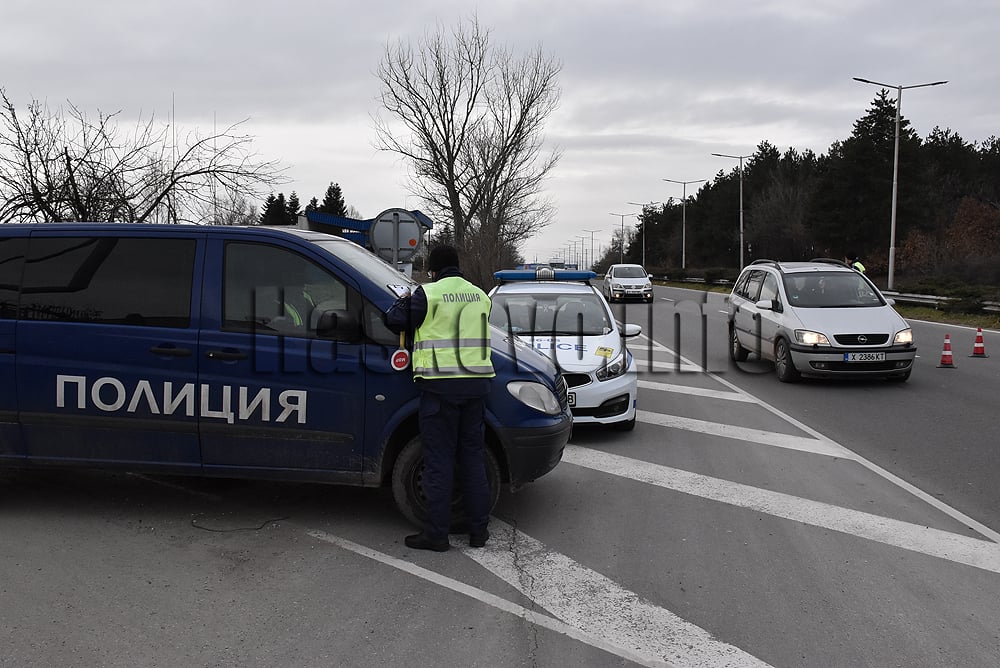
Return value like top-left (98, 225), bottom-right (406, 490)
top-left (597, 90), bottom-right (1000, 289)
top-left (257, 182), bottom-right (357, 226)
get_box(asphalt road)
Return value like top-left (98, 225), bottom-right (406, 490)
top-left (2, 283), bottom-right (999, 667)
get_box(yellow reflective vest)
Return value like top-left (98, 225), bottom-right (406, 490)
top-left (413, 277), bottom-right (495, 380)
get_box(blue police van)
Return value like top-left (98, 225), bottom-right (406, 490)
top-left (0, 224), bottom-right (572, 526)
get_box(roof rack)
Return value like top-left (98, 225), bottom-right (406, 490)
top-left (808, 258), bottom-right (851, 268)
top-left (749, 259), bottom-right (784, 273)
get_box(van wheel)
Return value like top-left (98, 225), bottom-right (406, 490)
top-left (774, 338), bottom-right (801, 383)
top-left (729, 323), bottom-right (749, 362)
top-left (391, 436), bottom-right (501, 530)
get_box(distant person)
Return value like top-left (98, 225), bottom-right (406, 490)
top-left (384, 244), bottom-right (494, 552)
top-left (845, 253), bottom-right (866, 273)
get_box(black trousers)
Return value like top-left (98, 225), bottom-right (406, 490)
top-left (418, 391), bottom-right (491, 540)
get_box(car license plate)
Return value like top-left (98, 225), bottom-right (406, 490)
top-left (844, 352), bottom-right (885, 362)
top-left (568, 392), bottom-right (576, 407)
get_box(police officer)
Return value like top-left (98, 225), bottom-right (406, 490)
top-left (845, 252), bottom-right (866, 273)
top-left (385, 244), bottom-right (494, 552)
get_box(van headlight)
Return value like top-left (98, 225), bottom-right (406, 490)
top-left (794, 330), bottom-right (830, 346)
top-left (894, 328), bottom-right (913, 345)
top-left (507, 381), bottom-right (561, 415)
top-left (596, 350), bottom-right (630, 381)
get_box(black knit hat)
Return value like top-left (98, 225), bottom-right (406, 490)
top-left (427, 244), bottom-right (460, 273)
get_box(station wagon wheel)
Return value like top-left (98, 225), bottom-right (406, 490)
top-left (391, 436), bottom-right (501, 531)
top-left (773, 337), bottom-right (801, 383)
top-left (729, 323), bottom-right (749, 362)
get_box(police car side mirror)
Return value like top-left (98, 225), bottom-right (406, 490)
top-left (622, 323), bottom-right (642, 337)
top-left (316, 308), bottom-right (361, 342)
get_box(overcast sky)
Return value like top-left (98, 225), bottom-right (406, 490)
top-left (3, 0), bottom-right (997, 264)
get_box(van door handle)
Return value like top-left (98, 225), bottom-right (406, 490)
top-left (206, 349), bottom-right (248, 361)
top-left (150, 345), bottom-right (192, 357)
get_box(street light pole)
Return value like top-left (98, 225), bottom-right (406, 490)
top-left (609, 213), bottom-right (629, 264)
top-left (853, 77), bottom-right (948, 291)
top-left (627, 201), bottom-right (660, 268)
top-left (711, 153), bottom-right (750, 269)
top-left (662, 178), bottom-right (706, 270)
top-left (583, 229), bottom-right (600, 270)
top-left (576, 235), bottom-right (587, 268)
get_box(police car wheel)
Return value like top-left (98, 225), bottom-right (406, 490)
top-left (391, 436), bottom-right (502, 531)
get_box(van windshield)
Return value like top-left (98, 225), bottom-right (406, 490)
top-left (783, 272), bottom-right (885, 308)
top-left (315, 239), bottom-right (415, 296)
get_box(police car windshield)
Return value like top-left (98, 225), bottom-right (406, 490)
top-left (490, 293), bottom-right (612, 336)
top-left (783, 271), bottom-right (884, 308)
top-left (613, 266), bottom-right (647, 278)
top-left (315, 239), bottom-right (415, 295)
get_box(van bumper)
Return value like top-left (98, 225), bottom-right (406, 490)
top-left (498, 413), bottom-right (572, 488)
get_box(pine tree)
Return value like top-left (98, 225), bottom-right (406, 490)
top-left (286, 191), bottom-right (301, 225)
top-left (259, 194), bottom-right (279, 225)
top-left (318, 183), bottom-right (347, 217)
top-left (305, 197), bottom-right (319, 213)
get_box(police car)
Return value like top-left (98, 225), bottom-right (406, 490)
top-left (489, 269), bottom-right (640, 430)
top-left (0, 224), bottom-right (573, 529)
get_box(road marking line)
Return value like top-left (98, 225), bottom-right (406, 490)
top-left (564, 446), bottom-right (1000, 574)
top-left (632, 358), bottom-right (704, 373)
top-left (640, 331), bottom-right (1000, 544)
top-left (463, 520), bottom-right (771, 668)
top-left (637, 379), bottom-right (757, 402)
top-left (306, 530), bottom-right (675, 668)
top-left (636, 410), bottom-right (851, 459)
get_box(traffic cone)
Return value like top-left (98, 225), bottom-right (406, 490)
top-left (969, 327), bottom-right (989, 358)
top-left (937, 333), bottom-right (956, 368)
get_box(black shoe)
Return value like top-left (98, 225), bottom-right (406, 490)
top-left (405, 533), bottom-right (449, 552)
top-left (469, 530), bottom-right (490, 548)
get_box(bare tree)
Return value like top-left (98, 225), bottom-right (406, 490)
top-left (374, 16), bottom-right (561, 267)
top-left (0, 89), bottom-right (283, 224)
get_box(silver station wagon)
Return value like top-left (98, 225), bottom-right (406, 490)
top-left (728, 259), bottom-right (916, 382)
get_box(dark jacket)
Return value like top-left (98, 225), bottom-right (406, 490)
top-left (385, 266), bottom-right (491, 397)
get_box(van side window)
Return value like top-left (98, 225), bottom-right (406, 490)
top-left (0, 238), bottom-right (27, 319)
top-left (758, 273), bottom-right (779, 303)
top-left (223, 242), bottom-right (349, 337)
top-left (743, 270), bottom-right (765, 301)
top-left (20, 237), bottom-right (195, 327)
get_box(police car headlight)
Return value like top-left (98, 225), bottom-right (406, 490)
top-left (507, 381), bottom-right (561, 415)
top-left (794, 330), bottom-right (830, 346)
top-left (894, 328), bottom-right (913, 345)
top-left (596, 350), bottom-right (630, 381)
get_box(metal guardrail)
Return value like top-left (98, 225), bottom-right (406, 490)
top-left (655, 278), bottom-right (1000, 312)
top-left (884, 291), bottom-right (1000, 312)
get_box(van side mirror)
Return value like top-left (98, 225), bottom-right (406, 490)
top-left (755, 298), bottom-right (782, 313)
top-left (315, 308), bottom-right (361, 342)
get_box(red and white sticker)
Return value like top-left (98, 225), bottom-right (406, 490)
top-left (390, 348), bottom-right (410, 371)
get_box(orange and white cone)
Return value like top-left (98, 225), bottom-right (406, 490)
top-left (969, 327), bottom-right (989, 358)
top-left (937, 333), bottom-right (957, 368)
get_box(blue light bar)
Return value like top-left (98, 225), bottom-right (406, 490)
top-left (494, 269), bottom-right (597, 282)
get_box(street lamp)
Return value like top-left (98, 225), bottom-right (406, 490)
top-left (609, 213), bottom-right (630, 264)
top-left (576, 235), bottom-right (588, 268)
top-left (627, 201), bottom-right (660, 268)
top-left (711, 153), bottom-right (751, 269)
top-left (662, 178), bottom-right (706, 270)
top-left (583, 228), bottom-right (600, 270)
top-left (853, 76), bottom-right (948, 291)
